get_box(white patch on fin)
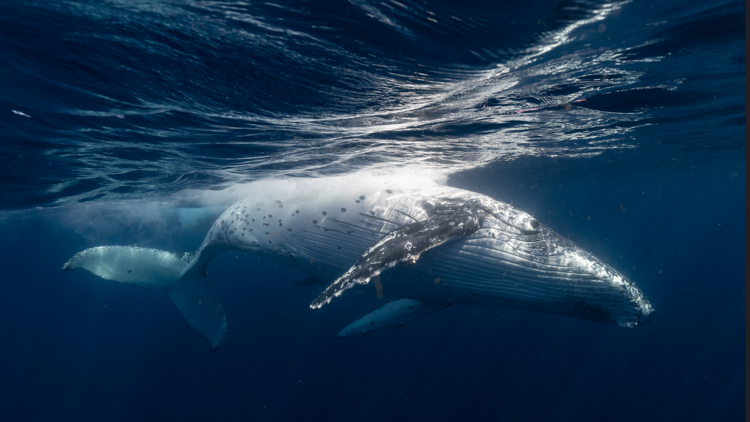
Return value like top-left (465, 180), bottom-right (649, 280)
top-left (62, 246), bottom-right (188, 289)
top-left (337, 299), bottom-right (451, 338)
top-left (63, 246), bottom-right (226, 350)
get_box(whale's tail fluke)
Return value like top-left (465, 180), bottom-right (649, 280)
top-left (62, 246), bottom-right (227, 350)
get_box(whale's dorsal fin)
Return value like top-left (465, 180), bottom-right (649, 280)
top-left (310, 199), bottom-right (484, 309)
top-left (338, 299), bottom-right (452, 337)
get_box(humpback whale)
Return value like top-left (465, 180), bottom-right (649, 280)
top-left (63, 175), bottom-right (655, 350)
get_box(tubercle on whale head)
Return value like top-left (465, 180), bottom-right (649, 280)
top-left (557, 240), bottom-right (655, 328)
top-left (628, 292), bottom-right (656, 327)
top-left (614, 267), bottom-right (657, 325)
top-left (608, 271), bottom-right (656, 328)
top-left (473, 197), bottom-right (541, 234)
top-left (618, 306), bottom-right (656, 328)
top-left (519, 217), bottom-right (542, 234)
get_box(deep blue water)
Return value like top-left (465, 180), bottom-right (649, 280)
top-left (0, 0), bottom-right (745, 421)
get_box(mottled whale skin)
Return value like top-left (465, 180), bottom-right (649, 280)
top-left (63, 175), bottom-right (654, 349)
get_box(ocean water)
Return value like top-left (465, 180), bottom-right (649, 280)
top-left (0, 0), bottom-right (744, 421)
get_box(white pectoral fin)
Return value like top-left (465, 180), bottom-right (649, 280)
top-left (338, 299), bottom-right (452, 338)
top-left (167, 272), bottom-right (227, 350)
top-left (311, 202), bottom-right (483, 309)
top-left (62, 246), bottom-right (189, 289)
top-left (64, 245), bottom-right (226, 350)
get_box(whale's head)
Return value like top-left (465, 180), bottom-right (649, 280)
top-left (448, 214), bottom-right (656, 328)
top-left (536, 228), bottom-right (656, 328)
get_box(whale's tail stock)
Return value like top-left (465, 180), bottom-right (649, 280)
top-left (62, 245), bottom-right (227, 350)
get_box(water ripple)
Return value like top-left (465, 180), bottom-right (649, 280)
top-left (0, 0), bottom-right (743, 208)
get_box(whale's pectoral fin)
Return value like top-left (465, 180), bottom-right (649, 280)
top-left (62, 246), bottom-right (190, 288)
top-left (310, 200), bottom-right (484, 309)
top-left (338, 299), bottom-right (452, 338)
top-left (167, 272), bottom-right (226, 351)
top-left (63, 246), bottom-right (226, 351)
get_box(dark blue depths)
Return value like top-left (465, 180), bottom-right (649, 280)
top-left (1, 162), bottom-right (744, 422)
top-left (0, 0), bottom-right (745, 421)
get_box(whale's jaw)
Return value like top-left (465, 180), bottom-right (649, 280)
top-left (350, 224), bottom-right (655, 328)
